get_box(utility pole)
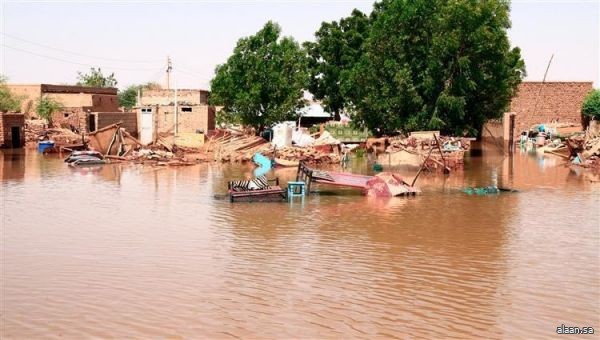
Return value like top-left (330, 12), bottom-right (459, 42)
top-left (531, 54), bottom-right (554, 120)
top-left (166, 56), bottom-right (172, 90)
top-left (174, 81), bottom-right (178, 135)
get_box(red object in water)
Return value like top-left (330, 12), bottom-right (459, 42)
top-left (365, 172), bottom-right (420, 197)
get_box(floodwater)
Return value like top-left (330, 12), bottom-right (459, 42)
top-left (1, 146), bottom-right (599, 339)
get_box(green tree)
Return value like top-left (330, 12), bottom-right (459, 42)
top-left (0, 75), bottom-right (22, 112)
top-left (304, 9), bottom-right (369, 120)
top-left (345, 0), bottom-right (525, 136)
top-left (118, 85), bottom-right (139, 110)
top-left (210, 21), bottom-right (308, 132)
top-left (77, 67), bottom-right (118, 88)
top-left (582, 89), bottom-right (600, 119)
top-left (36, 96), bottom-right (63, 126)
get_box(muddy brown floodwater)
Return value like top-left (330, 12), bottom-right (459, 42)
top-left (1, 146), bottom-right (599, 339)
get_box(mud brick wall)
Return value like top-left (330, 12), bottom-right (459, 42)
top-left (51, 108), bottom-right (88, 133)
top-left (0, 113), bottom-right (26, 147)
top-left (95, 111), bottom-right (137, 136)
top-left (510, 82), bottom-right (593, 133)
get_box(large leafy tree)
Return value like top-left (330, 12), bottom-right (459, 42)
top-left (210, 21), bottom-right (308, 132)
top-left (77, 67), bottom-right (118, 88)
top-left (304, 9), bottom-right (369, 120)
top-left (345, 0), bottom-right (525, 136)
top-left (0, 75), bottom-right (22, 112)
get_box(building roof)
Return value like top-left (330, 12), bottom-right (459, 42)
top-left (7, 83), bottom-right (117, 95)
top-left (297, 103), bottom-right (332, 118)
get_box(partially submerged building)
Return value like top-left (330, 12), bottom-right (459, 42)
top-left (483, 81), bottom-right (594, 143)
top-left (136, 88), bottom-right (216, 144)
top-left (7, 84), bottom-right (137, 136)
top-left (0, 113), bottom-right (25, 148)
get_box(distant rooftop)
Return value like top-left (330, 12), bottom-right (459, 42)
top-left (8, 83), bottom-right (117, 95)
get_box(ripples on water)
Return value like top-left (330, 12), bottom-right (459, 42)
top-left (1, 149), bottom-right (599, 339)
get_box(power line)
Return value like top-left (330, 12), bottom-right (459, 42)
top-left (2, 44), bottom-right (162, 71)
top-left (177, 61), bottom-right (214, 77)
top-left (0, 32), bottom-right (164, 64)
top-left (172, 69), bottom-right (211, 82)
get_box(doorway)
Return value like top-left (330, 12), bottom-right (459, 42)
top-left (11, 126), bottom-right (22, 148)
top-left (88, 114), bottom-right (97, 133)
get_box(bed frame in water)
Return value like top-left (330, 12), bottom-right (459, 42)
top-left (296, 162), bottom-right (375, 195)
top-left (228, 178), bottom-right (287, 203)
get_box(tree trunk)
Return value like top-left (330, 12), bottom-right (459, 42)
top-left (333, 110), bottom-right (341, 121)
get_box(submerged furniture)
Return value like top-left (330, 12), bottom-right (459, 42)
top-left (64, 150), bottom-right (106, 166)
top-left (296, 162), bottom-right (374, 194)
top-left (228, 177), bottom-right (287, 203)
top-left (296, 162), bottom-right (419, 196)
top-left (287, 181), bottom-right (306, 197)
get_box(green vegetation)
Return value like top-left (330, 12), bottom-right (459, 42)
top-left (35, 96), bottom-right (63, 125)
top-left (304, 9), bottom-right (369, 120)
top-left (582, 89), bottom-right (600, 119)
top-left (77, 67), bottom-right (118, 88)
top-left (342, 0), bottom-right (525, 136)
top-left (210, 21), bottom-right (308, 132)
top-left (209, 0), bottom-right (525, 136)
top-left (0, 75), bottom-right (22, 112)
top-left (118, 85), bottom-right (139, 110)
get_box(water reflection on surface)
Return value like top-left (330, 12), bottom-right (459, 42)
top-left (1, 147), bottom-right (599, 339)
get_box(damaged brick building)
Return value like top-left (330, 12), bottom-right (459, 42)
top-left (6, 84), bottom-right (137, 136)
top-left (0, 113), bottom-right (26, 148)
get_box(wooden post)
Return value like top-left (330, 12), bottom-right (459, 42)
top-left (508, 114), bottom-right (516, 154)
top-left (306, 169), bottom-right (313, 195)
top-left (411, 142), bottom-right (435, 187)
top-left (433, 133), bottom-right (450, 174)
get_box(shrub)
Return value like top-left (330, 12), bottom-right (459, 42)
top-left (582, 89), bottom-right (600, 119)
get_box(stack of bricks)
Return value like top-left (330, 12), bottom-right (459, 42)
top-left (510, 82), bottom-right (593, 133)
top-left (0, 113), bottom-right (25, 147)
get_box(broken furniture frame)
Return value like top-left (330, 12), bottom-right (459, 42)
top-left (227, 177), bottom-right (287, 203)
top-left (296, 162), bottom-right (314, 194)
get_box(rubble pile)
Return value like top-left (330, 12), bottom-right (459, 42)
top-left (130, 149), bottom-right (196, 166)
top-left (203, 129), bottom-right (341, 164)
top-left (268, 146), bottom-right (341, 164)
top-left (567, 133), bottom-right (600, 169)
top-left (385, 135), bottom-right (471, 153)
top-left (204, 131), bottom-right (271, 162)
top-left (382, 135), bottom-right (471, 171)
top-left (24, 119), bottom-right (45, 143)
top-left (25, 119), bottom-right (81, 146)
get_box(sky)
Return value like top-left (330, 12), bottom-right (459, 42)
top-left (0, 0), bottom-right (598, 90)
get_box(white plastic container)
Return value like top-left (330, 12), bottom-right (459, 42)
top-left (272, 123), bottom-right (293, 148)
